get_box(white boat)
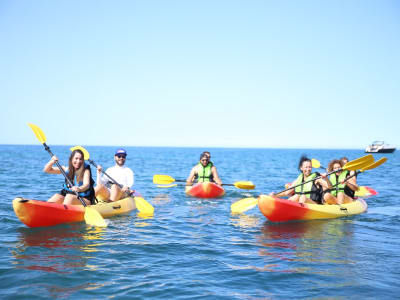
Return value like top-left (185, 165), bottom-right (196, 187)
top-left (365, 141), bottom-right (396, 153)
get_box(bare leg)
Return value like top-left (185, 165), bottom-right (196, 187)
top-left (299, 195), bottom-right (308, 204)
top-left (324, 193), bottom-right (337, 205)
top-left (110, 184), bottom-right (123, 202)
top-left (342, 194), bottom-right (354, 204)
top-left (289, 194), bottom-right (300, 202)
top-left (95, 185), bottom-right (110, 202)
top-left (337, 192), bottom-right (345, 205)
top-left (63, 194), bottom-right (91, 206)
top-left (48, 193), bottom-right (64, 204)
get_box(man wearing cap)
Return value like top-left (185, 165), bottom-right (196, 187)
top-left (94, 148), bottom-right (135, 202)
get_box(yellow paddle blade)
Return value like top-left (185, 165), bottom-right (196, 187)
top-left (84, 207), bottom-right (107, 227)
top-left (233, 181), bottom-right (255, 190)
top-left (311, 159), bottom-right (321, 169)
top-left (153, 174), bottom-right (175, 184)
top-left (135, 197), bottom-right (154, 216)
top-left (157, 184), bottom-right (178, 188)
top-left (343, 155), bottom-right (375, 171)
top-left (70, 145), bottom-right (90, 160)
top-left (344, 154), bottom-right (374, 169)
top-left (360, 157), bottom-right (387, 172)
top-left (231, 197), bottom-right (258, 214)
top-left (28, 123), bottom-right (46, 144)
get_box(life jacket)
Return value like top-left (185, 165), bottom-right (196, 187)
top-left (328, 170), bottom-right (355, 199)
top-left (293, 172), bottom-right (323, 204)
top-left (328, 171), bottom-right (348, 197)
top-left (195, 161), bottom-right (214, 183)
top-left (63, 163), bottom-right (95, 202)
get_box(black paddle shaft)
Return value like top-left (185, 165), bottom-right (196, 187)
top-left (87, 159), bottom-right (134, 197)
top-left (43, 143), bottom-right (87, 207)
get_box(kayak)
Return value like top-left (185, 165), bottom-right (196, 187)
top-left (13, 196), bottom-right (140, 228)
top-left (185, 182), bottom-right (225, 198)
top-left (258, 195), bottom-right (367, 222)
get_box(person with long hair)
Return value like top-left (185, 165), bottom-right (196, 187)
top-left (274, 156), bottom-right (330, 204)
top-left (44, 149), bottom-right (95, 205)
top-left (323, 159), bottom-right (358, 204)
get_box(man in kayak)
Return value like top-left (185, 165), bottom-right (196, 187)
top-left (273, 156), bottom-right (330, 204)
top-left (95, 148), bottom-right (135, 202)
top-left (186, 152), bottom-right (222, 186)
top-left (44, 148), bottom-right (96, 205)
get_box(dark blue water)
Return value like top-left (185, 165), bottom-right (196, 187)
top-left (1, 145), bottom-right (399, 299)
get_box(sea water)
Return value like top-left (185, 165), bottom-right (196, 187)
top-left (0, 145), bottom-right (399, 299)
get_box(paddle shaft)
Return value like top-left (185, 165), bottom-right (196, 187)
top-left (87, 159), bottom-right (133, 197)
top-left (274, 164), bottom-right (364, 196)
top-left (43, 143), bottom-right (87, 207)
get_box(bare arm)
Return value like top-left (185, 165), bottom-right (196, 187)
top-left (273, 179), bottom-right (297, 197)
top-left (344, 175), bottom-right (358, 191)
top-left (211, 166), bottom-right (222, 186)
top-left (43, 156), bottom-right (63, 174)
top-left (186, 166), bottom-right (197, 185)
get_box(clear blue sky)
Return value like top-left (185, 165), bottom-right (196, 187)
top-left (1, 1), bottom-right (399, 149)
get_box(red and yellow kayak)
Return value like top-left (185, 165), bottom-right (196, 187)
top-left (258, 195), bottom-right (367, 222)
top-left (185, 182), bottom-right (225, 198)
top-left (13, 196), bottom-right (139, 228)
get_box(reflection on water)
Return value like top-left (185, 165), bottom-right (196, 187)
top-left (12, 224), bottom-right (106, 273)
top-left (230, 214), bottom-right (260, 228)
top-left (151, 193), bottom-right (172, 205)
top-left (253, 219), bottom-right (356, 273)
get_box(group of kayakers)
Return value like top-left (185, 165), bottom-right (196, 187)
top-left (274, 156), bottom-right (358, 205)
top-left (43, 149), bottom-right (358, 206)
top-left (44, 148), bottom-right (134, 205)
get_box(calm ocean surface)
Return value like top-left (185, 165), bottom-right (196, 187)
top-left (0, 145), bottom-right (399, 299)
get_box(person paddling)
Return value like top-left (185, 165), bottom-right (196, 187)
top-left (186, 152), bottom-right (222, 186)
top-left (273, 156), bottom-right (329, 204)
top-left (323, 159), bottom-right (358, 204)
top-left (94, 148), bottom-right (134, 202)
top-left (44, 149), bottom-right (95, 205)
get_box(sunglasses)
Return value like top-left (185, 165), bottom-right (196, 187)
top-left (116, 155), bottom-right (126, 159)
top-left (200, 158), bottom-right (209, 162)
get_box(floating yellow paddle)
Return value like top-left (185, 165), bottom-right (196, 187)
top-left (230, 154), bottom-right (376, 214)
top-left (71, 146), bottom-right (154, 216)
top-left (153, 174), bottom-right (255, 190)
top-left (28, 123), bottom-right (107, 227)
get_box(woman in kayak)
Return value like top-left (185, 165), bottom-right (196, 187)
top-left (323, 159), bottom-right (358, 204)
top-left (274, 156), bottom-right (330, 204)
top-left (43, 149), bottom-right (95, 205)
top-left (186, 152), bottom-right (222, 186)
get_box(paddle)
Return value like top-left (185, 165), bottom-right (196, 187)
top-left (153, 174), bottom-right (255, 190)
top-left (311, 158), bottom-right (325, 169)
top-left (230, 154), bottom-right (375, 214)
top-left (27, 123), bottom-right (107, 227)
top-left (71, 146), bottom-right (154, 216)
top-left (328, 157), bottom-right (387, 192)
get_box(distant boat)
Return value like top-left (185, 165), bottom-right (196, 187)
top-left (365, 141), bottom-right (396, 153)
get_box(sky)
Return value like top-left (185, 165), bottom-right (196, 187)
top-left (1, 0), bottom-right (399, 149)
